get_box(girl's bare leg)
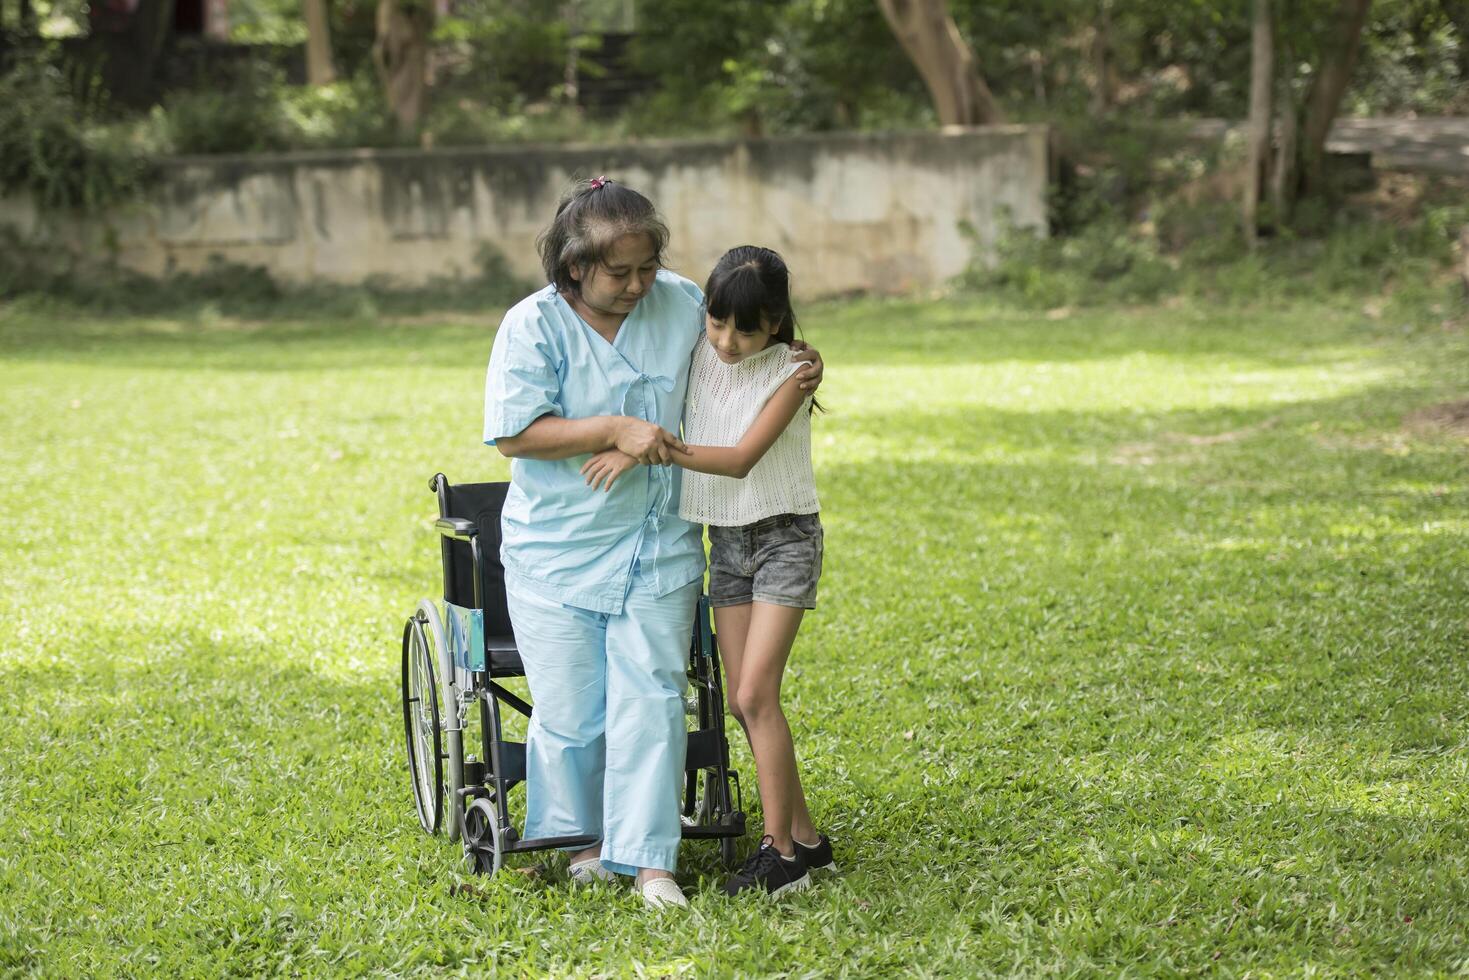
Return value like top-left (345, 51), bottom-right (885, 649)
top-left (713, 602), bottom-right (754, 740)
top-left (715, 601), bottom-right (813, 854)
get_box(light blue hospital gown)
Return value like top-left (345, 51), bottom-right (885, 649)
top-left (483, 270), bottom-right (706, 876)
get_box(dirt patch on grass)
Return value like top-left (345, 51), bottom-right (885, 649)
top-left (1406, 398), bottom-right (1469, 437)
top-left (1112, 417), bottom-right (1280, 466)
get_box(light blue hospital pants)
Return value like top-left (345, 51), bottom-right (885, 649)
top-left (505, 575), bottom-right (699, 876)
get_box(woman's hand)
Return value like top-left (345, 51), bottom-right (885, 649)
top-left (615, 417), bottom-right (688, 466)
top-left (788, 341), bottom-right (824, 392)
top-left (581, 449), bottom-right (640, 492)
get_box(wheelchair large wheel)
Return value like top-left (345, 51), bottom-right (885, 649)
top-left (462, 797), bottom-right (504, 876)
top-left (401, 606), bottom-right (446, 835)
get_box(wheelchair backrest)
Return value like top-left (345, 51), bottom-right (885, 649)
top-left (435, 478), bottom-right (514, 638)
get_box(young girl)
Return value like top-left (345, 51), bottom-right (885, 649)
top-left (581, 245), bottom-right (833, 898)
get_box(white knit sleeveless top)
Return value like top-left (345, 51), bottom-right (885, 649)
top-left (679, 339), bottom-right (819, 527)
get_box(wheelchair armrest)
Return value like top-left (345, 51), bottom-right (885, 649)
top-left (435, 517), bottom-right (478, 541)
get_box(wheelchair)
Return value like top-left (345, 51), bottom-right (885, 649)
top-left (400, 473), bottom-right (745, 875)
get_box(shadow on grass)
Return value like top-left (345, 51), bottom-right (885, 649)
top-left (812, 387), bottom-right (1468, 770)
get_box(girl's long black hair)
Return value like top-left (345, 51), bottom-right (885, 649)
top-left (703, 245), bottom-right (796, 345)
top-left (704, 245), bottom-right (820, 411)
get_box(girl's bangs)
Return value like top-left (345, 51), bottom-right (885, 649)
top-left (705, 269), bottom-right (771, 334)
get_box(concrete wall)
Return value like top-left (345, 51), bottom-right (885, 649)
top-left (1, 126), bottom-right (1049, 298)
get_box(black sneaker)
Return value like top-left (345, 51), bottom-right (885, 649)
top-left (793, 833), bottom-right (836, 874)
top-left (722, 836), bottom-right (812, 898)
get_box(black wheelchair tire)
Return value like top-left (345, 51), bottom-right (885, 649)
top-left (462, 797), bottom-right (503, 876)
top-left (401, 611), bottom-right (445, 835)
top-left (720, 834), bottom-right (738, 869)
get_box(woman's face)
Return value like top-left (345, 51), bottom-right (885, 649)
top-left (705, 312), bottom-right (776, 364)
top-left (571, 233), bottom-right (658, 319)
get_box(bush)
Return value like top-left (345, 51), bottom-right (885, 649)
top-left (152, 66), bottom-right (398, 155)
top-left (157, 86), bottom-right (288, 156)
top-left (154, 63), bottom-right (307, 155)
top-left (959, 217), bottom-right (1176, 308)
top-left (961, 174), bottom-right (1469, 321)
top-left (0, 58), bottom-right (154, 211)
top-left (277, 78), bottom-right (395, 149)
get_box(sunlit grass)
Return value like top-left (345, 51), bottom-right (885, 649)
top-left (1, 293), bottom-right (1466, 975)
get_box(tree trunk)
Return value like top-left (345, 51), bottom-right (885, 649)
top-left (304, 0), bottom-right (338, 86)
top-left (203, 0), bottom-right (229, 40)
top-left (562, 2), bottom-right (579, 104)
top-left (18, 0), bottom-right (36, 33)
top-left (1028, 48), bottom-right (1046, 104)
top-left (110, 0), bottom-right (176, 104)
top-left (1242, 0), bottom-right (1273, 248)
top-left (1270, 37), bottom-right (1298, 223)
top-left (1089, 0), bottom-right (1113, 116)
top-left (876, 0), bottom-right (1004, 126)
top-left (373, 0), bottom-right (432, 136)
top-left (1459, 224), bottom-right (1469, 302)
top-left (1299, 0), bottom-right (1372, 195)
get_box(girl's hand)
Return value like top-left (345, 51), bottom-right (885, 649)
top-left (615, 417), bottom-right (688, 466)
top-left (581, 449), bottom-right (639, 492)
top-left (789, 341), bottom-right (824, 392)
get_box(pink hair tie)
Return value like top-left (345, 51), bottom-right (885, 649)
top-left (589, 175), bottom-right (610, 189)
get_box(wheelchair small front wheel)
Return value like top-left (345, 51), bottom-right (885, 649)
top-left (462, 797), bottom-right (504, 876)
top-left (719, 834), bottom-right (738, 869)
top-left (401, 607), bottom-right (446, 835)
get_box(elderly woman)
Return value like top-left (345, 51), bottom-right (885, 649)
top-left (483, 178), bottom-right (821, 907)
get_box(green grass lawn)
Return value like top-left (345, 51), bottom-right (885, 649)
top-left (1, 293), bottom-right (1466, 976)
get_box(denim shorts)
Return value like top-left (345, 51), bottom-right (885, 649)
top-left (707, 513), bottom-right (823, 610)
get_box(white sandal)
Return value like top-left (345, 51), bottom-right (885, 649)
top-left (637, 877), bottom-right (688, 909)
top-left (568, 857), bottom-right (616, 885)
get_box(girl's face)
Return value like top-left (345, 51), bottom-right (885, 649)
top-left (705, 312), bottom-right (776, 364)
top-left (571, 233), bottom-right (658, 318)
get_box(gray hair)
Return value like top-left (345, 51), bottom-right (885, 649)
top-left (536, 178), bottom-right (670, 294)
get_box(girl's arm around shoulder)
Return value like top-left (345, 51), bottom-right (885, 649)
top-left (676, 373), bottom-right (807, 479)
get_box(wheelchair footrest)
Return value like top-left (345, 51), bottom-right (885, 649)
top-left (503, 833), bottom-right (601, 854)
top-left (679, 818), bottom-right (746, 840)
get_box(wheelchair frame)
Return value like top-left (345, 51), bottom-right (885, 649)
top-left (401, 473), bottom-right (745, 875)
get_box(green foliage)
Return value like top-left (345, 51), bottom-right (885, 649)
top-left (153, 68), bottom-right (396, 154)
top-left (433, 2), bottom-right (571, 107)
top-left (2, 293), bottom-right (1468, 974)
top-left (229, 0), bottom-right (310, 44)
top-left (154, 65), bottom-right (293, 154)
top-left (424, 98), bottom-right (624, 146)
top-left (1351, 0), bottom-right (1469, 115)
top-left (13, 0), bottom-right (1464, 162)
top-left (632, 0), bottom-right (1465, 131)
top-left (0, 58), bottom-right (154, 211)
top-left (276, 77), bottom-right (397, 149)
top-left (963, 175), bottom-right (1469, 319)
top-left (630, 0), bottom-right (922, 135)
top-left (964, 217), bottom-right (1178, 308)
top-left (1047, 116), bottom-right (1228, 233)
